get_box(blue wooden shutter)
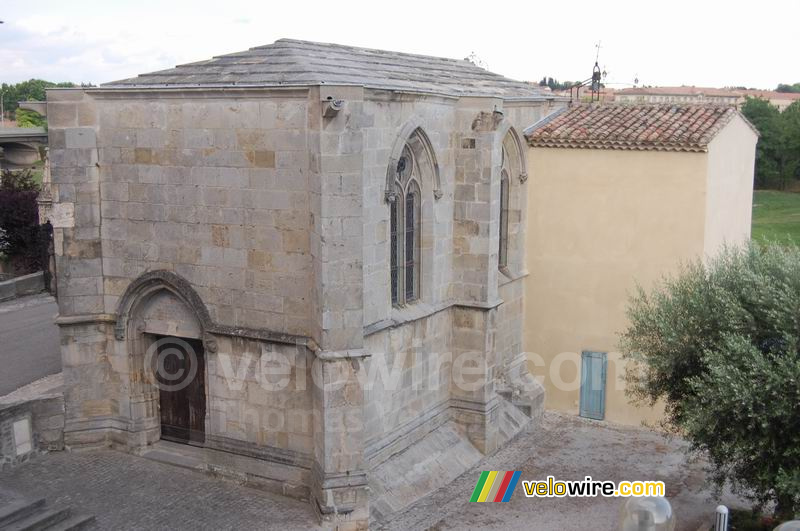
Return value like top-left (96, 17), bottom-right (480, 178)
top-left (579, 351), bottom-right (607, 420)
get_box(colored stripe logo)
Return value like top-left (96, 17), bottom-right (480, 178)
top-left (470, 471), bottom-right (521, 502)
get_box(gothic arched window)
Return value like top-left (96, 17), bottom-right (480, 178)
top-left (390, 145), bottom-right (421, 305)
top-left (499, 147), bottom-right (511, 269)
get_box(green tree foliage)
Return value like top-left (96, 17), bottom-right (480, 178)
top-left (14, 109), bottom-right (47, 129)
top-left (781, 101), bottom-right (800, 183)
top-left (742, 98), bottom-right (800, 189)
top-left (1, 79), bottom-right (74, 113)
top-left (621, 243), bottom-right (800, 517)
top-left (742, 97), bottom-right (781, 187)
top-left (776, 82), bottom-right (800, 93)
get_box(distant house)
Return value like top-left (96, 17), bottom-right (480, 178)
top-left (523, 104), bottom-right (758, 425)
top-left (616, 86), bottom-right (800, 111)
top-left (616, 86), bottom-right (741, 106)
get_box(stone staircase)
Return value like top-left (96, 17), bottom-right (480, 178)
top-left (0, 498), bottom-right (94, 530)
top-left (368, 420), bottom-right (484, 523)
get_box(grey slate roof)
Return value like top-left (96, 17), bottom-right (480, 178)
top-left (104, 39), bottom-right (552, 100)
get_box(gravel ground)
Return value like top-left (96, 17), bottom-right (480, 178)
top-left (380, 412), bottom-right (746, 531)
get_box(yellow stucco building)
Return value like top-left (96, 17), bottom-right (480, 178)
top-left (522, 104), bottom-right (758, 425)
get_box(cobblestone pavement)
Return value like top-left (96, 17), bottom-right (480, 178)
top-left (381, 412), bottom-right (745, 531)
top-left (0, 450), bottom-right (320, 530)
top-left (0, 293), bottom-right (60, 395)
top-left (0, 412), bottom-right (746, 531)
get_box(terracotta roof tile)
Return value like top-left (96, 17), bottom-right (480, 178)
top-left (524, 104), bottom-right (747, 152)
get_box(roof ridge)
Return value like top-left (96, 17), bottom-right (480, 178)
top-left (257, 38), bottom-right (472, 65)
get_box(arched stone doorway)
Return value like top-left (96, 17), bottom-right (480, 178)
top-left (115, 271), bottom-right (211, 447)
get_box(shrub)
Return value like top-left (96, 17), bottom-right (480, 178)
top-left (621, 242), bottom-right (800, 517)
top-left (0, 170), bottom-right (44, 274)
top-left (15, 109), bottom-right (47, 129)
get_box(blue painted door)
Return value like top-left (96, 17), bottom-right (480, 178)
top-left (580, 351), bottom-right (607, 420)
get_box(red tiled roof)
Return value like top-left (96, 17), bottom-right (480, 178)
top-left (525, 104), bottom-right (748, 152)
top-left (739, 89), bottom-right (800, 101)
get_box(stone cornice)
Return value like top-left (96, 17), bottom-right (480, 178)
top-left (55, 313), bottom-right (116, 326)
top-left (499, 268), bottom-right (529, 287)
top-left (56, 309), bottom-right (318, 349)
top-left (363, 297), bottom-right (505, 337)
top-left (315, 349), bottom-right (370, 361)
top-left (86, 86), bottom-right (310, 100)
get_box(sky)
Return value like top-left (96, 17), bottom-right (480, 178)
top-left (0, 0), bottom-right (797, 90)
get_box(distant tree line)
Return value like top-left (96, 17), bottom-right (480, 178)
top-left (0, 79), bottom-right (94, 122)
top-left (776, 82), bottom-right (800, 94)
top-left (538, 77), bottom-right (575, 91)
top-left (741, 98), bottom-right (800, 190)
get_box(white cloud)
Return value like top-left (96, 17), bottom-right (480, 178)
top-left (0, 0), bottom-right (797, 88)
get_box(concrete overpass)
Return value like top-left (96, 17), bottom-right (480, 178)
top-left (0, 101), bottom-right (49, 169)
top-left (0, 126), bottom-right (48, 169)
top-left (0, 126), bottom-right (48, 143)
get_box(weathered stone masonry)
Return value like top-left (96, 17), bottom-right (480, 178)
top-left (46, 39), bottom-right (566, 528)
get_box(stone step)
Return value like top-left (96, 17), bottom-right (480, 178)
top-left (0, 507), bottom-right (71, 531)
top-left (369, 421), bottom-right (483, 523)
top-left (0, 499), bottom-right (95, 531)
top-left (140, 440), bottom-right (309, 500)
top-left (0, 499), bottom-right (46, 527)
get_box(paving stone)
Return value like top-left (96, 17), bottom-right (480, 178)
top-left (0, 450), bottom-right (320, 530)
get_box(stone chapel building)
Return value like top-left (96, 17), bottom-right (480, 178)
top-left (45, 39), bottom-right (565, 527)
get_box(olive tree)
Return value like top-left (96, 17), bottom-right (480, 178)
top-left (621, 242), bottom-right (800, 517)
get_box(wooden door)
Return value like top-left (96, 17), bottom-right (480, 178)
top-left (155, 336), bottom-right (206, 445)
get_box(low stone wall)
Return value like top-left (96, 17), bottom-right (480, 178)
top-left (0, 271), bottom-right (45, 302)
top-left (0, 392), bottom-right (65, 470)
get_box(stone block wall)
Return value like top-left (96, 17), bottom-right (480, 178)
top-left (361, 95), bottom-right (456, 324)
top-left (59, 321), bottom-right (118, 448)
top-left (0, 271), bottom-right (45, 302)
top-left (46, 90), bottom-right (104, 318)
top-left (206, 337), bottom-right (314, 461)
top-left (91, 91), bottom-right (313, 337)
top-left (362, 308), bottom-right (452, 464)
top-left (0, 396), bottom-right (65, 470)
top-left (356, 93), bottom-right (561, 458)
